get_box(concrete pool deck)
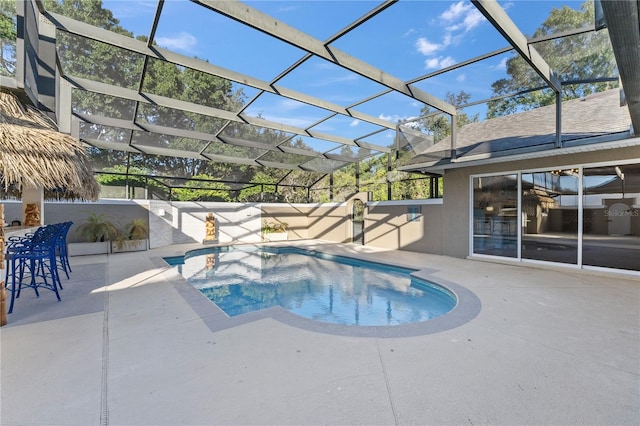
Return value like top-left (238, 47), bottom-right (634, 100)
top-left (1, 240), bottom-right (638, 425)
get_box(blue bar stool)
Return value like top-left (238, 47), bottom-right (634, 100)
top-left (6, 225), bottom-right (62, 314)
top-left (54, 221), bottom-right (73, 280)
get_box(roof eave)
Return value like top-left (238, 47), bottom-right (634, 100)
top-left (399, 132), bottom-right (639, 174)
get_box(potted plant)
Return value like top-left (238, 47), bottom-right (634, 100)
top-left (262, 219), bottom-right (288, 242)
top-left (112, 218), bottom-right (149, 253)
top-left (68, 212), bottom-right (116, 256)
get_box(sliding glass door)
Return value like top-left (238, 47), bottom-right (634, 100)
top-left (521, 170), bottom-right (579, 265)
top-left (471, 162), bottom-right (640, 272)
top-left (583, 164), bottom-right (640, 271)
top-left (472, 174), bottom-right (518, 258)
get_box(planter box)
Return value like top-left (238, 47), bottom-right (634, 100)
top-left (111, 239), bottom-right (149, 253)
top-left (263, 232), bottom-right (288, 242)
top-left (68, 241), bottom-right (111, 256)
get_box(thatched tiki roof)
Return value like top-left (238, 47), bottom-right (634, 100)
top-left (0, 89), bottom-right (99, 201)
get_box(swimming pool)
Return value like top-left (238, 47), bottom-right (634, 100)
top-left (169, 246), bottom-right (457, 326)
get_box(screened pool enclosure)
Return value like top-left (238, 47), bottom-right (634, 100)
top-left (1, 0), bottom-right (638, 202)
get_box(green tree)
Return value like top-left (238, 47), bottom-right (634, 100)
top-left (358, 153), bottom-right (389, 201)
top-left (141, 56), bottom-right (247, 177)
top-left (171, 174), bottom-right (231, 201)
top-left (0, 0), bottom-right (16, 76)
top-left (237, 171), bottom-right (277, 202)
top-left (43, 0), bottom-right (250, 185)
top-left (331, 162), bottom-right (357, 202)
top-left (487, 1), bottom-right (617, 118)
top-left (45, 0), bottom-right (142, 89)
top-left (278, 170), bottom-right (325, 203)
top-left (95, 165), bottom-right (168, 198)
top-left (43, 0), bottom-right (147, 173)
top-left (29, 1), bottom-right (434, 202)
top-left (417, 91), bottom-right (478, 141)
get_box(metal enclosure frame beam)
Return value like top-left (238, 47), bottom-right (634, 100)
top-left (600, 0), bottom-right (640, 135)
top-left (42, 10), bottom-right (396, 132)
top-left (193, 0), bottom-right (457, 116)
top-left (471, 0), bottom-right (561, 94)
top-left (10, 0), bottom-right (632, 179)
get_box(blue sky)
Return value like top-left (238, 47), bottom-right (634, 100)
top-left (100, 0), bottom-right (585, 147)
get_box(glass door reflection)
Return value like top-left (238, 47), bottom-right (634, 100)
top-left (473, 174), bottom-right (518, 258)
top-left (521, 170), bottom-right (579, 264)
top-left (583, 165), bottom-right (640, 272)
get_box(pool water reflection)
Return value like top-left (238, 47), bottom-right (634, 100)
top-left (172, 247), bottom-right (456, 326)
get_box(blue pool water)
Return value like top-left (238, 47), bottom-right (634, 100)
top-left (169, 246), bottom-right (456, 326)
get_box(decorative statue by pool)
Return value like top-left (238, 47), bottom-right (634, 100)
top-left (206, 253), bottom-right (216, 270)
top-left (205, 253), bottom-right (217, 277)
top-left (203, 212), bottom-right (217, 244)
top-left (24, 203), bottom-right (41, 227)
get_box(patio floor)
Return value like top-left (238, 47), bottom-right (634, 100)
top-left (1, 240), bottom-right (638, 425)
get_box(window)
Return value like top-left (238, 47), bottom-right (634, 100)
top-left (407, 206), bottom-right (422, 222)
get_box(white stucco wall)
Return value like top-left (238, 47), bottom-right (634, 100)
top-left (147, 201), bottom-right (262, 247)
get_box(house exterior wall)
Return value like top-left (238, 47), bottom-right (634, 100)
top-left (260, 204), bottom-right (311, 240)
top-left (442, 168), bottom-right (471, 257)
top-left (0, 200), bottom-right (356, 248)
top-left (441, 146), bottom-right (640, 258)
top-left (1, 199), bottom-right (150, 244)
top-left (5, 143), bottom-right (635, 269)
top-left (147, 201), bottom-right (263, 246)
top-left (2, 202), bottom-right (23, 227)
top-left (365, 200), bottom-right (443, 253)
top-left (307, 203), bottom-right (351, 243)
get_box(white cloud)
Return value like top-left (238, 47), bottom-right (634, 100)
top-left (496, 57), bottom-right (509, 70)
top-left (461, 8), bottom-right (485, 32)
top-left (425, 56), bottom-right (456, 70)
top-left (424, 58), bottom-right (440, 69)
top-left (445, 8), bottom-right (484, 33)
top-left (379, 113), bottom-right (417, 124)
top-left (456, 73), bottom-right (466, 82)
top-left (156, 32), bottom-right (197, 52)
top-left (440, 57), bottom-right (456, 68)
top-left (314, 61), bottom-right (339, 70)
top-left (255, 113), bottom-right (316, 128)
top-left (415, 37), bottom-right (441, 56)
top-left (278, 5), bottom-right (298, 13)
top-left (278, 98), bottom-right (306, 111)
top-left (350, 120), bottom-right (359, 127)
top-left (379, 113), bottom-right (399, 123)
top-left (415, 1), bottom-right (486, 65)
top-left (404, 28), bottom-right (417, 37)
top-left (440, 1), bottom-right (473, 22)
